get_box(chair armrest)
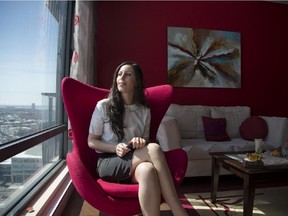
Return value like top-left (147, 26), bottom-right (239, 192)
top-left (66, 152), bottom-right (141, 214)
top-left (164, 149), bottom-right (188, 187)
top-left (156, 116), bottom-right (182, 151)
top-left (66, 152), bottom-right (108, 201)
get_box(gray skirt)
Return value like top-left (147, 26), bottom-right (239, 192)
top-left (97, 150), bottom-right (134, 183)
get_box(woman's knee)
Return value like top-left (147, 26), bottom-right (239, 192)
top-left (147, 143), bottom-right (164, 158)
top-left (134, 162), bottom-right (157, 182)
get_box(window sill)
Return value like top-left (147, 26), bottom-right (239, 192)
top-left (21, 162), bottom-right (74, 216)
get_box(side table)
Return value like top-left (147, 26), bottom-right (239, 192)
top-left (210, 151), bottom-right (288, 216)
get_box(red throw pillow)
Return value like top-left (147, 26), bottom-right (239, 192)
top-left (202, 116), bottom-right (231, 141)
top-left (239, 116), bottom-right (268, 141)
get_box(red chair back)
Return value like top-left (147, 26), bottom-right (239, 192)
top-left (62, 77), bottom-right (109, 174)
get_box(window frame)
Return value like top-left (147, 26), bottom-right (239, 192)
top-left (0, 1), bottom-right (74, 215)
top-left (0, 125), bottom-right (67, 162)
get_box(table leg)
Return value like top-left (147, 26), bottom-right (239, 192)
top-left (211, 155), bottom-right (220, 203)
top-left (243, 174), bottom-right (255, 216)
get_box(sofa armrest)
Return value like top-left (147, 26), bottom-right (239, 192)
top-left (261, 116), bottom-right (288, 149)
top-left (156, 116), bottom-right (182, 151)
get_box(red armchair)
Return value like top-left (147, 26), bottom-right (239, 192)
top-left (61, 77), bottom-right (187, 216)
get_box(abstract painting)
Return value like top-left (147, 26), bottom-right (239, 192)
top-left (167, 27), bottom-right (241, 88)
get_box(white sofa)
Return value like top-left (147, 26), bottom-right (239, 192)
top-left (156, 104), bottom-right (288, 177)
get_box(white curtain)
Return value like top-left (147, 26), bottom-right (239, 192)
top-left (70, 1), bottom-right (96, 85)
top-left (68, 1), bottom-right (96, 136)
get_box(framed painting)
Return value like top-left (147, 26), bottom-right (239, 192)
top-left (167, 26), bottom-right (241, 88)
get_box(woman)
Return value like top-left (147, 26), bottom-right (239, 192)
top-left (88, 61), bottom-right (188, 216)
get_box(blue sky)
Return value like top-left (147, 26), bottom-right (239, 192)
top-left (0, 1), bottom-right (58, 106)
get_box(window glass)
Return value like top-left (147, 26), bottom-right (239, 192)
top-left (0, 134), bottom-right (62, 214)
top-left (0, 0), bottom-right (69, 214)
top-left (0, 1), bottom-right (65, 145)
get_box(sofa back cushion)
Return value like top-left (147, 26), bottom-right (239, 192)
top-left (210, 106), bottom-right (251, 138)
top-left (260, 116), bottom-right (288, 148)
top-left (166, 104), bottom-right (210, 138)
top-left (166, 104), bottom-right (251, 139)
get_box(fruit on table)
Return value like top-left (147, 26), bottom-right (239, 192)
top-left (245, 153), bottom-right (262, 161)
top-left (271, 149), bottom-right (281, 157)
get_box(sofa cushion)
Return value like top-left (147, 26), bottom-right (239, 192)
top-left (239, 116), bottom-right (268, 141)
top-left (166, 104), bottom-right (211, 139)
top-left (260, 116), bottom-right (288, 148)
top-left (202, 117), bottom-right (231, 141)
top-left (211, 106), bottom-right (251, 138)
top-left (181, 138), bottom-right (251, 160)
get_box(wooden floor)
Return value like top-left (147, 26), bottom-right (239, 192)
top-left (62, 172), bottom-right (288, 215)
top-left (61, 176), bottom-right (243, 216)
top-left (62, 187), bottom-right (175, 216)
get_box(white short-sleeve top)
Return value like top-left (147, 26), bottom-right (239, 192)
top-left (89, 98), bottom-right (151, 151)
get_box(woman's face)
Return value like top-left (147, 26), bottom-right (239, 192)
top-left (116, 64), bottom-right (137, 94)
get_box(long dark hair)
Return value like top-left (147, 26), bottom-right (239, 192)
top-left (107, 61), bottom-right (147, 142)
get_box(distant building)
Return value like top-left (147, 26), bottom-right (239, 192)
top-left (31, 103), bottom-right (35, 113)
top-left (10, 153), bottom-right (42, 184)
top-left (0, 159), bottom-right (11, 183)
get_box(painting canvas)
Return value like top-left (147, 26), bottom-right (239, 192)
top-left (168, 27), bottom-right (241, 88)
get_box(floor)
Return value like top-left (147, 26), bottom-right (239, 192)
top-left (62, 172), bottom-right (288, 215)
top-left (62, 185), bottom-right (179, 216)
top-left (62, 175), bottom-right (245, 216)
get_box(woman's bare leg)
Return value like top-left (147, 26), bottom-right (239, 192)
top-left (131, 143), bottom-right (188, 216)
top-left (132, 162), bottom-right (161, 216)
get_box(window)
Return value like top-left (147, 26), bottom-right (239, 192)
top-left (0, 1), bottom-right (72, 215)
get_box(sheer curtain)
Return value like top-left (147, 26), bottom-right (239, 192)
top-left (70, 1), bottom-right (96, 85)
top-left (68, 1), bottom-right (96, 136)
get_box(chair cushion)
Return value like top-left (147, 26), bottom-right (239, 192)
top-left (202, 116), bottom-right (231, 141)
top-left (97, 179), bottom-right (139, 198)
top-left (239, 116), bottom-right (268, 141)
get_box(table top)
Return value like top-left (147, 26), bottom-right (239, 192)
top-left (210, 151), bottom-right (288, 174)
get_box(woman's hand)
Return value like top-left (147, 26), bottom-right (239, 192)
top-left (129, 137), bottom-right (146, 149)
top-left (116, 143), bottom-right (131, 157)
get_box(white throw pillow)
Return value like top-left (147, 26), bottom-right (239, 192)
top-left (211, 106), bottom-right (250, 138)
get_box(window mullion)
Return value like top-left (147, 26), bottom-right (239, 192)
top-left (0, 124), bottom-right (67, 163)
